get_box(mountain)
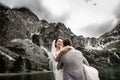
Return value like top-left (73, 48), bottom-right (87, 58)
top-left (82, 22), bottom-right (120, 68)
top-left (100, 21), bottom-right (120, 38)
top-left (0, 3), bottom-right (120, 73)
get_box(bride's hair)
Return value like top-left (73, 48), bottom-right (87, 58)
top-left (55, 38), bottom-right (59, 47)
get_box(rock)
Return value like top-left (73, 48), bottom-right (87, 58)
top-left (0, 3), bottom-right (120, 73)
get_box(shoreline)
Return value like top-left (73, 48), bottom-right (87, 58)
top-left (0, 71), bottom-right (52, 76)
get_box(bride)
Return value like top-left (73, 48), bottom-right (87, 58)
top-left (50, 38), bottom-right (64, 80)
top-left (50, 38), bottom-right (100, 80)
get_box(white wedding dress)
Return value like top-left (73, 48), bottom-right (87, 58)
top-left (50, 40), bottom-right (99, 80)
top-left (83, 64), bottom-right (100, 80)
top-left (50, 40), bottom-right (63, 80)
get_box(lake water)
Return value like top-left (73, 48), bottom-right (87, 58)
top-left (98, 67), bottom-right (120, 80)
top-left (0, 72), bottom-right (55, 80)
top-left (0, 67), bottom-right (120, 80)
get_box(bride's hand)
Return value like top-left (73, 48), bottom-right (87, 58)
top-left (55, 46), bottom-right (72, 62)
top-left (63, 46), bottom-right (72, 52)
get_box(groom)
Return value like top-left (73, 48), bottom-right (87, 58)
top-left (57, 38), bottom-right (86, 80)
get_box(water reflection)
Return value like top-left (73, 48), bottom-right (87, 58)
top-left (98, 67), bottom-right (120, 80)
top-left (0, 67), bottom-right (120, 80)
top-left (0, 72), bottom-right (55, 80)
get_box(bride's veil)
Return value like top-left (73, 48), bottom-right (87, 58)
top-left (51, 40), bottom-right (56, 55)
top-left (49, 40), bottom-right (56, 70)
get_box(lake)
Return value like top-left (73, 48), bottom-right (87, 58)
top-left (0, 67), bottom-right (120, 80)
top-left (98, 67), bottom-right (120, 80)
top-left (0, 71), bottom-right (55, 80)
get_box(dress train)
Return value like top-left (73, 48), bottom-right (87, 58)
top-left (84, 64), bottom-right (100, 80)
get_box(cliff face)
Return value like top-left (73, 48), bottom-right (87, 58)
top-left (80, 23), bottom-right (120, 68)
top-left (0, 3), bottom-right (120, 73)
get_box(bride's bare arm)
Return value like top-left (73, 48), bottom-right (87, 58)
top-left (55, 46), bottom-right (72, 62)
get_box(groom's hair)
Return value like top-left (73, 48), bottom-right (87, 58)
top-left (63, 38), bottom-right (72, 46)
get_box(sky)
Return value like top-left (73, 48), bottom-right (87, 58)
top-left (0, 0), bottom-right (120, 38)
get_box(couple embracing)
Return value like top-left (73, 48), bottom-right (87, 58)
top-left (50, 38), bottom-right (100, 80)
